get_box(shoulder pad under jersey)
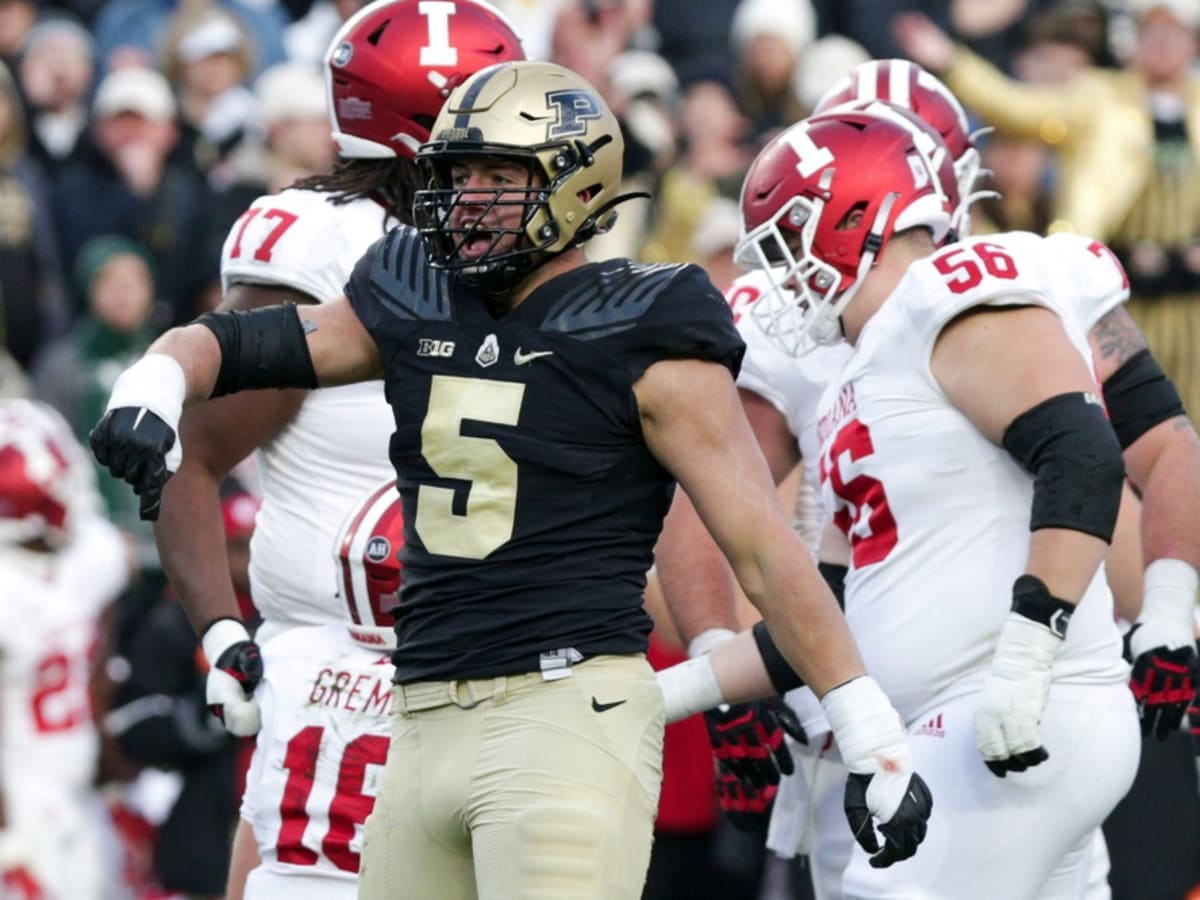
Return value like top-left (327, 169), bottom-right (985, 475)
top-left (345, 227), bottom-right (454, 329)
top-left (1036, 232), bottom-right (1129, 333)
top-left (903, 232), bottom-right (1056, 348)
top-left (221, 188), bottom-right (389, 302)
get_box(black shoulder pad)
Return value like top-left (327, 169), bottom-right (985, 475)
top-left (347, 227), bottom-right (454, 328)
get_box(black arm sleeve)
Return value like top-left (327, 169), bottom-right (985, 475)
top-left (1001, 392), bottom-right (1125, 542)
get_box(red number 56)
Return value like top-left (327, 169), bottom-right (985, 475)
top-left (932, 242), bottom-right (1019, 294)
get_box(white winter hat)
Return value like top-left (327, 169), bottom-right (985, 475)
top-left (731, 0), bottom-right (816, 56)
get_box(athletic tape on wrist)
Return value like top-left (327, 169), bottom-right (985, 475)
top-left (819, 675), bottom-right (908, 775)
top-left (657, 655), bottom-right (725, 724)
top-left (1142, 558), bottom-right (1200, 622)
top-left (201, 617), bottom-right (251, 667)
top-left (106, 353), bottom-right (187, 421)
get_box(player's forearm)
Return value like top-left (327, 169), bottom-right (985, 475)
top-left (737, 525), bottom-right (866, 697)
top-left (655, 491), bottom-right (742, 647)
top-left (1134, 422), bottom-right (1200, 571)
top-left (154, 465), bottom-right (242, 637)
top-left (1024, 527), bottom-right (1110, 605)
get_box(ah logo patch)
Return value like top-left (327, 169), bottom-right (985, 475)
top-left (365, 536), bottom-right (391, 563)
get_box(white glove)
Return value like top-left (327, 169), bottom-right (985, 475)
top-left (202, 618), bottom-right (263, 736)
top-left (822, 676), bottom-right (932, 868)
top-left (975, 611), bottom-right (1059, 776)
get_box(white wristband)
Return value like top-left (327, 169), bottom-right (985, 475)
top-left (201, 618), bottom-right (252, 667)
top-left (656, 655), bottom-right (725, 724)
top-left (1141, 558), bottom-right (1199, 624)
top-left (686, 627), bottom-right (736, 658)
top-left (106, 353), bottom-right (188, 471)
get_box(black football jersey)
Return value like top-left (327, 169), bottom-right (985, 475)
top-left (345, 227), bottom-right (744, 682)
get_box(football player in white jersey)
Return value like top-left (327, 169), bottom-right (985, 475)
top-left (661, 105), bottom-right (1143, 898)
top-left (661, 59), bottom-right (1200, 898)
top-left (144, 1), bottom-right (525, 892)
top-left (231, 481), bottom-right (400, 899)
top-left (0, 400), bottom-right (131, 899)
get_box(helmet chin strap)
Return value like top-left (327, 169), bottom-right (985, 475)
top-left (815, 192), bottom-right (897, 345)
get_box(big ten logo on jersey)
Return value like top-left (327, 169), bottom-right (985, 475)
top-left (546, 89), bottom-right (602, 140)
top-left (418, 338), bottom-right (456, 358)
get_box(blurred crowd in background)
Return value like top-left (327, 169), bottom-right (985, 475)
top-left (3, 0), bottom-right (1200, 897)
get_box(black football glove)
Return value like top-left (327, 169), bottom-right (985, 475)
top-left (89, 406), bottom-right (179, 521)
top-left (705, 697), bottom-right (805, 833)
top-left (1124, 627), bottom-right (1200, 740)
top-left (844, 770), bottom-right (933, 868)
top-left (714, 767), bottom-right (778, 834)
top-left (705, 696), bottom-right (807, 789)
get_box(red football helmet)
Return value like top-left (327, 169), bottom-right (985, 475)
top-left (735, 110), bottom-right (950, 357)
top-left (815, 59), bottom-right (984, 237)
top-left (0, 399), bottom-right (99, 548)
top-left (325, 0), bottom-right (526, 159)
top-left (335, 480), bottom-right (404, 650)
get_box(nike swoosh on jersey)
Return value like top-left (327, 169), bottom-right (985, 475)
top-left (591, 697), bottom-right (627, 713)
top-left (514, 348), bottom-right (555, 365)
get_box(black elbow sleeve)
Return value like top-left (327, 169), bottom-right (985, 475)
top-left (1102, 349), bottom-right (1186, 449)
top-left (196, 302), bottom-right (318, 398)
top-left (1001, 391), bottom-right (1125, 542)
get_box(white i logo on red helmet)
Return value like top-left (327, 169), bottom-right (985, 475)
top-left (418, 1), bottom-right (459, 66)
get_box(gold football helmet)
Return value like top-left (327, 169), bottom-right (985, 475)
top-left (414, 60), bottom-right (635, 291)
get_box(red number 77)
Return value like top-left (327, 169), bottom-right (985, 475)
top-left (230, 207), bottom-right (299, 262)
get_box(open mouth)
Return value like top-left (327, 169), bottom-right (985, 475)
top-left (457, 228), bottom-right (497, 260)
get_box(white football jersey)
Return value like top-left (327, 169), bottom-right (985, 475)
top-left (0, 517), bottom-right (127, 796)
top-left (220, 189), bottom-right (397, 629)
top-left (242, 624), bottom-right (393, 893)
top-left (727, 270), bottom-right (853, 553)
top-left (815, 231), bottom-right (1127, 724)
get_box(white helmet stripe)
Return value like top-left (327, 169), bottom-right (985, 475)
top-left (888, 61), bottom-right (912, 108)
top-left (856, 60), bottom-right (880, 101)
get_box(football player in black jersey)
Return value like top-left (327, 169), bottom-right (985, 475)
top-left (90, 60), bottom-right (932, 898)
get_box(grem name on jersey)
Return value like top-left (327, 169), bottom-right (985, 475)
top-left (308, 667), bottom-right (393, 716)
top-left (818, 382), bottom-right (858, 444)
top-left (418, 338), bottom-right (456, 357)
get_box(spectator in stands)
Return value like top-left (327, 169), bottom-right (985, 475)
top-left (50, 65), bottom-right (210, 325)
top-left (641, 65), bottom-right (753, 264)
top-left (729, 0), bottom-right (815, 142)
top-left (160, 6), bottom-right (258, 181)
top-left (17, 16), bottom-right (96, 170)
top-left (91, 0), bottom-right (286, 77)
top-left (0, 58), bottom-right (70, 369)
